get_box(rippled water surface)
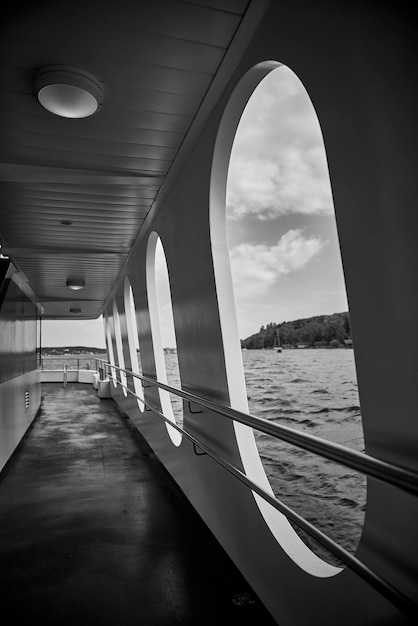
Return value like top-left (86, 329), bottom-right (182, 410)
top-left (243, 348), bottom-right (366, 564)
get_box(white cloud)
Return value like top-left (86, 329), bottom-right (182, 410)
top-left (226, 65), bottom-right (334, 220)
top-left (229, 229), bottom-right (327, 301)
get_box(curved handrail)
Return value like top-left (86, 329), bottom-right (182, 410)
top-left (95, 358), bottom-right (418, 619)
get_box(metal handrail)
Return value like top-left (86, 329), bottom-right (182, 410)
top-left (96, 358), bottom-right (417, 619)
top-left (41, 356), bottom-right (94, 371)
top-left (95, 359), bottom-right (418, 498)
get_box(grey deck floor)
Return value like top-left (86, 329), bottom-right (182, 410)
top-left (0, 383), bottom-right (276, 625)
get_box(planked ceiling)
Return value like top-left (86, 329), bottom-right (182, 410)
top-left (0, 0), bottom-right (252, 318)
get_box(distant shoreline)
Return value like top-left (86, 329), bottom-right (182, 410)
top-left (41, 346), bottom-right (106, 356)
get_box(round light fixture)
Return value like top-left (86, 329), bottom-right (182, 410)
top-left (33, 65), bottom-right (104, 118)
top-left (66, 278), bottom-right (85, 291)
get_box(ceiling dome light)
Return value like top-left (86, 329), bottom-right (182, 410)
top-left (33, 65), bottom-right (104, 118)
top-left (66, 278), bottom-right (85, 290)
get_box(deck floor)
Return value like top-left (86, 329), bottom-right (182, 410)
top-left (0, 383), bottom-right (276, 625)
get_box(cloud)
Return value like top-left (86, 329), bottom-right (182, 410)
top-left (226, 66), bottom-right (334, 220)
top-left (229, 229), bottom-right (327, 301)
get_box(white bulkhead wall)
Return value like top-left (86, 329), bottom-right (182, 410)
top-left (103, 3), bottom-right (417, 624)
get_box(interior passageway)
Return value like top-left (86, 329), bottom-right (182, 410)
top-left (0, 383), bottom-right (276, 625)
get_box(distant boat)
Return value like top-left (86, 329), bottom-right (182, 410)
top-left (274, 330), bottom-right (282, 353)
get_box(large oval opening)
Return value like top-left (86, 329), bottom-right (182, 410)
top-left (211, 62), bottom-right (366, 575)
top-left (146, 231), bottom-right (182, 446)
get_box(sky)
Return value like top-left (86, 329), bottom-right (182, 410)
top-left (226, 65), bottom-right (348, 339)
top-left (42, 317), bottom-right (106, 348)
top-left (42, 64), bottom-right (348, 347)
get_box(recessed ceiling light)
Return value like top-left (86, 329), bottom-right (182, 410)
top-left (66, 278), bottom-right (85, 290)
top-left (33, 65), bottom-right (104, 119)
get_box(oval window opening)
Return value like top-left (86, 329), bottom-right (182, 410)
top-left (146, 232), bottom-right (182, 446)
top-left (124, 277), bottom-right (145, 411)
top-left (213, 63), bottom-right (366, 575)
top-left (113, 299), bottom-right (128, 396)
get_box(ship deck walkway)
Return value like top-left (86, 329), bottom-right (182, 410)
top-left (0, 383), bottom-right (276, 625)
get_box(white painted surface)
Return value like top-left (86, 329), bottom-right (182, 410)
top-left (78, 370), bottom-right (96, 384)
top-left (41, 370), bottom-right (77, 383)
top-left (98, 379), bottom-right (111, 398)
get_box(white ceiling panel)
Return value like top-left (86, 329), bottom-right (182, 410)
top-left (0, 0), bottom-right (252, 318)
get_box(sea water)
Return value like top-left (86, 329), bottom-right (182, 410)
top-left (242, 348), bottom-right (365, 564)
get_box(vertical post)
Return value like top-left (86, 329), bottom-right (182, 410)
top-left (39, 312), bottom-right (42, 369)
top-left (63, 363), bottom-right (67, 387)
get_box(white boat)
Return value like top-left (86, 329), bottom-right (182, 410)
top-left (274, 329), bottom-right (282, 353)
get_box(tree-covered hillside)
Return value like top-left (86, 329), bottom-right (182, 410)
top-left (241, 312), bottom-right (351, 349)
top-left (42, 346), bottom-right (106, 355)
